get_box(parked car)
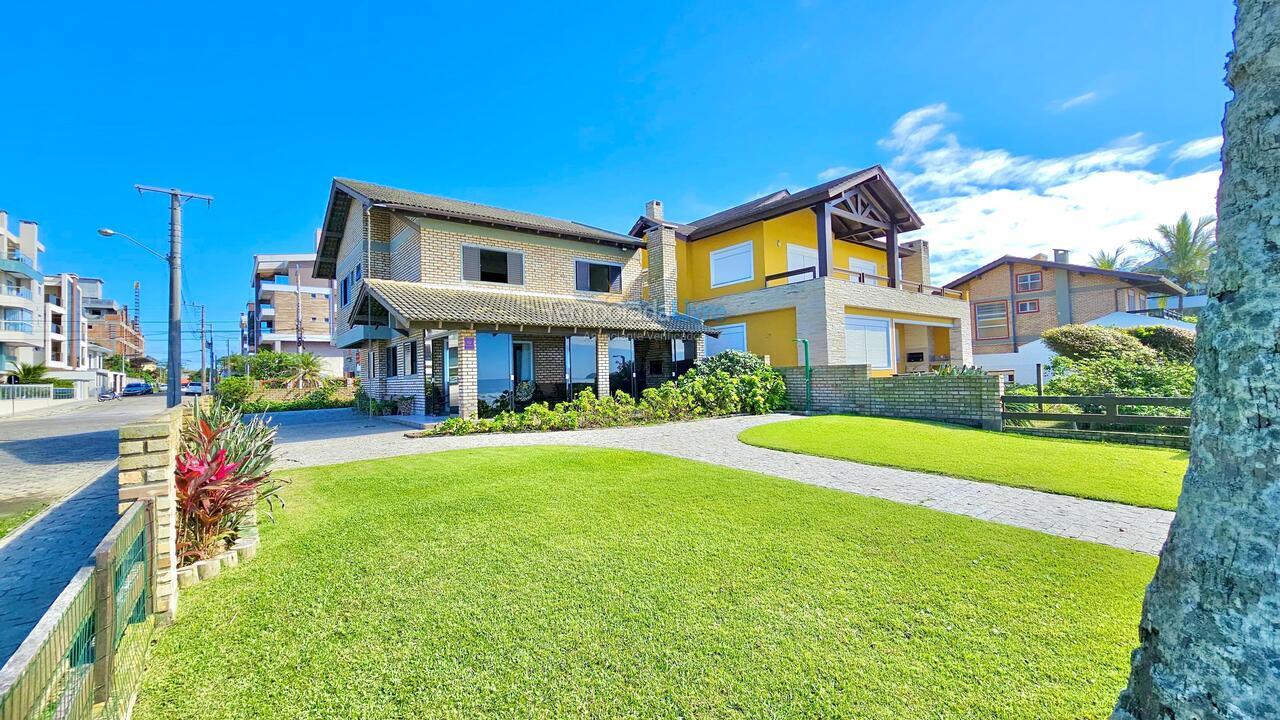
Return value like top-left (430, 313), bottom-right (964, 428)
top-left (182, 382), bottom-right (204, 396)
top-left (122, 382), bottom-right (150, 397)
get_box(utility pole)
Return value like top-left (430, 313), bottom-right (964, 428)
top-left (293, 263), bottom-right (304, 353)
top-left (134, 185), bottom-right (213, 407)
top-left (200, 305), bottom-right (207, 389)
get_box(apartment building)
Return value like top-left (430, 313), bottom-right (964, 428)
top-left (0, 211), bottom-right (43, 374)
top-left (247, 253), bottom-right (343, 375)
top-left (944, 250), bottom-right (1189, 382)
top-left (313, 169), bottom-right (971, 419)
top-left (82, 278), bottom-right (146, 359)
top-left (39, 273), bottom-right (89, 371)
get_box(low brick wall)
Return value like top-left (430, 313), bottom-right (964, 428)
top-left (778, 365), bottom-right (1004, 430)
top-left (1009, 426), bottom-right (1190, 450)
top-left (117, 406), bottom-right (183, 621)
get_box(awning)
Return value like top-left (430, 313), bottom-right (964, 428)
top-left (351, 279), bottom-right (717, 338)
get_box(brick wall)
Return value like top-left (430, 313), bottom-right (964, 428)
top-left (413, 217), bottom-right (644, 301)
top-left (117, 406), bottom-right (183, 621)
top-left (778, 364), bottom-right (1003, 430)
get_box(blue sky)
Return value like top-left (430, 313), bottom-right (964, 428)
top-left (2, 1), bottom-right (1233, 368)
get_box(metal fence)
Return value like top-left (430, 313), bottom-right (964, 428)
top-left (0, 501), bottom-right (155, 720)
top-left (0, 385), bottom-right (53, 402)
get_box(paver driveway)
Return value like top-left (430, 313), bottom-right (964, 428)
top-left (0, 395), bottom-right (165, 664)
top-left (270, 410), bottom-right (1174, 556)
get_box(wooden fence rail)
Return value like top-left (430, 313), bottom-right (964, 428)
top-left (1001, 394), bottom-right (1191, 428)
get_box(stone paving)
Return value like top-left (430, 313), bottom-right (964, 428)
top-left (273, 410), bottom-right (1174, 555)
top-left (0, 396), bottom-right (165, 665)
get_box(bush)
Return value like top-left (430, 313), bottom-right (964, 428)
top-left (215, 375), bottom-right (252, 406)
top-left (1046, 356), bottom-right (1195, 399)
top-left (1123, 325), bottom-right (1197, 363)
top-left (692, 349), bottom-right (773, 377)
top-left (239, 396), bottom-right (354, 414)
top-left (421, 353), bottom-right (788, 437)
top-left (1041, 325), bottom-right (1155, 362)
top-left (176, 402), bottom-right (281, 566)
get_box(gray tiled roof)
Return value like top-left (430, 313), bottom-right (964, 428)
top-left (361, 279), bottom-right (716, 336)
top-left (336, 178), bottom-right (642, 248)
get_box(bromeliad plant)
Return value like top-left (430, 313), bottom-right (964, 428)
top-left (175, 402), bottom-right (282, 566)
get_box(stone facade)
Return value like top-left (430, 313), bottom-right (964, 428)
top-left (116, 406), bottom-right (183, 621)
top-left (687, 277), bottom-right (973, 367)
top-left (778, 364), bottom-right (1003, 430)
top-left (595, 333), bottom-right (610, 398)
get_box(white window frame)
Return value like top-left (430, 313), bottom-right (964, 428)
top-left (705, 322), bottom-right (747, 356)
top-left (848, 257), bottom-right (880, 285)
top-left (709, 241), bottom-right (755, 288)
top-left (843, 315), bottom-right (894, 370)
top-left (785, 244), bottom-right (819, 284)
top-left (1015, 271), bottom-right (1042, 293)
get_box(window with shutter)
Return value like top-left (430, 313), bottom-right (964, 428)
top-left (844, 316), bottom-right (893, 369)
top-left (575, 260), bottom-right (622, 293)
top-left (462, 246), bottom-right (523, 285)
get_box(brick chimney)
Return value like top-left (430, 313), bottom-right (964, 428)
top-left (1053, 248), bottom-right (1071, 264)
top-left (644, 201), bottom-right (677, 314)
top-left (645, 199), bottom-right (664, 221)
top-left (901, 239), bottom-right (931, 287)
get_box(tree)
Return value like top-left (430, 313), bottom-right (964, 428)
top-left (286, 352), bottom-right (323, 389)
top-left (13, 362), bottom-right (50, 384)
top-left (1113, 2), bottom-right (1279, 718)
top-left (1133, 213), bottom-right (1217, 309)
top-left (1089, 246), bottom-right (1132, 270)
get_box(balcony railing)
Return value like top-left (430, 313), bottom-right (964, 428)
top-left (1, 286), bottom-right (33, 300)
top-left (46, 294), bottom-right (63, 306)
top-left (763, 266), bottom-right (967, 300)
top-left (50, 323), bottom-right (65, 335)
top-left (1127, 307), bottom-right (1185, 321)
top-left (5, 250), bottom-right (36, 266)
top-left (0, 320), bottom-right (34, 333)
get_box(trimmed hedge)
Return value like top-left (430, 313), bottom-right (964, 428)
top-left (1123, 325), bottom-right (1196, 363)
top-left (1041, 325), bottom-right (1156, 362)
top-left (422, 359), bottom-right (787, 436)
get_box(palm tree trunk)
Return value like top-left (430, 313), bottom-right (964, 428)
top-left (1113, 1), bottom-right (1280, 718)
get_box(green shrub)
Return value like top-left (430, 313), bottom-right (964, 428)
top-left (1123, 325), bottom-right (1197, 363)
top-left (1041, 325), bottom-right (1155, 362)
top-left (215, 376), bottom-right (253, 406)
top-left (1047, 356), bottom-right (1195, 400)
top-left (692, 349), bottom-right (773, 377)
top-left (240, 396), bottom-right (354, 414)
top-left (421, 352), bottom-right (788, 437)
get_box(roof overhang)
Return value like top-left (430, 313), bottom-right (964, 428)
top-left (944, 256), bottom-right (1187, 295)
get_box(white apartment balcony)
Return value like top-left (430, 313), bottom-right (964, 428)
top-left (0, 320), bottom-right (40, 347)
top-left (0, 285), bottom-right (35, 309)
top-left (258, 304), bottom-right (275, 317)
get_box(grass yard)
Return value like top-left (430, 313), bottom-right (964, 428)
top-left (739, 416), bottom-right (1187, 510)
top-left (0, 502), bottom-right (44, 539)
top-left (136, 447), bottom-right (1154, 719)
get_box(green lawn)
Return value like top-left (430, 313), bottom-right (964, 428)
top-left (739, 416), bottom-right (1187, 510)
top-left (0, 503), bottom-right (44, 539)
top-left (136, 447), bottom-right (1154, 720)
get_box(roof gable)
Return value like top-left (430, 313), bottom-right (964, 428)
top-left (944, 255), bottom-right (1187, 295)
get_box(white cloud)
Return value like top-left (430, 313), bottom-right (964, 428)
top-left (1171, 135), bottom-right (1222, 162)
top-left (1049, 91), bottom-right (1099, 112)
top-left (817, 166), bottom-right (853, 181)
top-left (878, 104), bottom-right (1220, 283)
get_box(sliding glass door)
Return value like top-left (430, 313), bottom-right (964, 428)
top-left (476, 332), bottom-right (513, 417)
top-left (608, 336), bottom-right (637, 398)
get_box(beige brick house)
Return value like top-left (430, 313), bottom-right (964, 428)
top-left (315, 179), bottom-right (714, 419)
top-left (315, 169), bottom-right (977, 419)
top-left (943, 250), bottom-right (1186, 380)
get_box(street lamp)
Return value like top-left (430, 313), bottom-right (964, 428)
top-left (97, 227), bottom-right (183, 408)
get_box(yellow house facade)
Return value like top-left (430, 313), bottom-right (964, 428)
top-left (631, 166), bottom-right (973, 376)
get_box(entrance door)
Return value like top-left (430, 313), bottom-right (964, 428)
top-left (512, 341), bottom-right (534, 409)
top-left (787, 244), bottom-right (819, 283)
top-left (444, 334), bottom-right (460, 415)
top-left (608, 336), bottom-right (636, 398)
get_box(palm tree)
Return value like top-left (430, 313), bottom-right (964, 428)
top-left (1112, 3), bottom-right (1276, 717)
top-left (1133, 212), bottom-right (1217, 308)
top-left (1088, 246), bottom-right (1131, 270)
top-left (286, 353), bottom-right (323, 389)
top-left (13, 362), bottom-right (50, 384)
